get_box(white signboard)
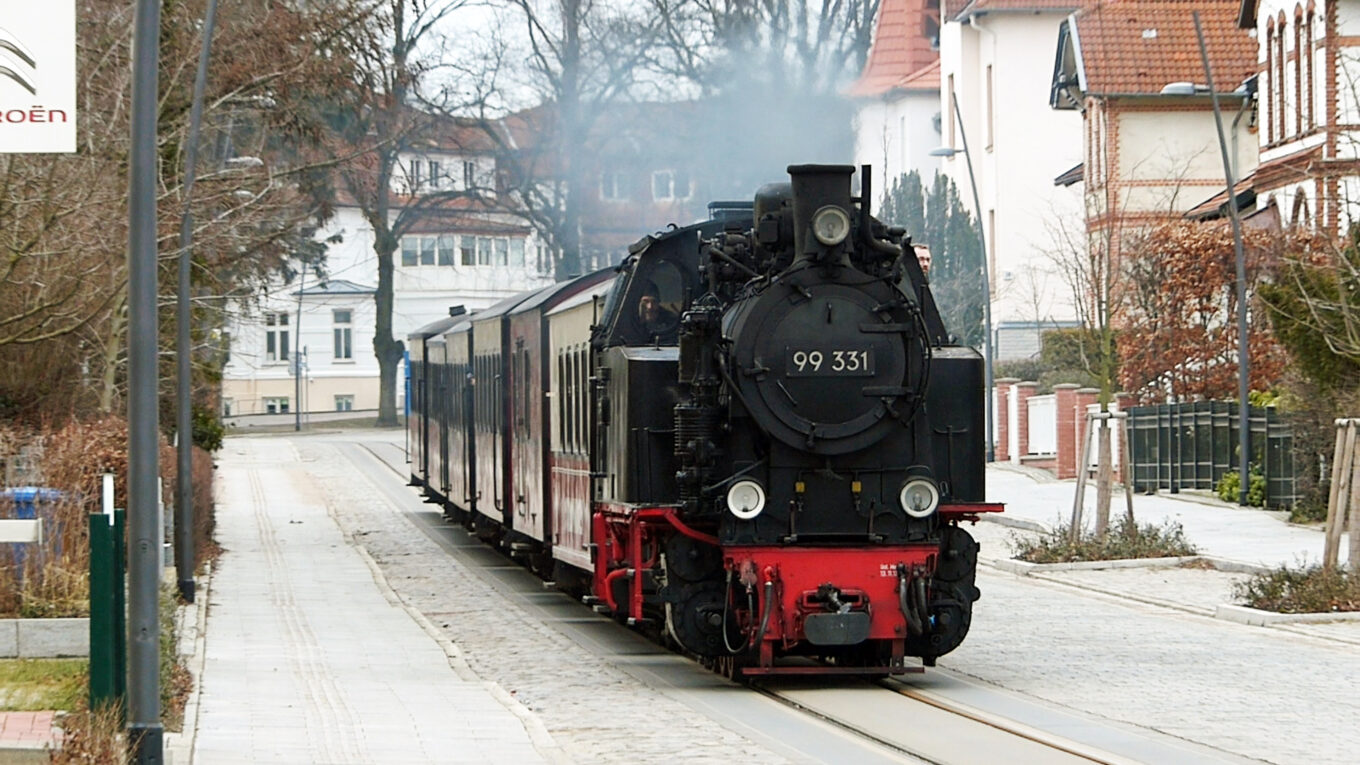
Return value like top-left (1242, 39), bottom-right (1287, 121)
top-left (0, 3), bottom-right (76, 153)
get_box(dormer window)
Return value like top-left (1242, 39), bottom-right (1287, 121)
top-left (428, 160), bottom-right (441, 189)
top-left (409, 160), bottom-right (422, 192)
top-left (463, 160), bottom-right (476, 190)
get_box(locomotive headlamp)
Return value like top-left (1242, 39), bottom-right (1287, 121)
top-left (726, 480), bottom-right (767, 520)
top-left (811, 206), bottom-right (851, 246)
top-left (899, 478), bottom-right (940, 518)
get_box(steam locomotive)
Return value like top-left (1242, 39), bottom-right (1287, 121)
top-left (407, 164), bottom-right (1000, 676)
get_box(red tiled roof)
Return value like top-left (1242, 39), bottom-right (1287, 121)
top-left (948, 0), bottom-right (1078, 22)
top-left (846, 0), bottom-right (939, 97)
top-left (1074, 1), bottom-right (1256, 95)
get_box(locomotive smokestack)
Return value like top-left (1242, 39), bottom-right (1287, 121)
top-left (786, 164), bottom-right (855, 266)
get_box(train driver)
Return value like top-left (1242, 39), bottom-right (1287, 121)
top-left (637, 279), bottom-right (680, 333)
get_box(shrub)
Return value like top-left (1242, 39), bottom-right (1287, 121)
top-left (191, 404), bottom-right (225, 453)
top-left (1234, 564), bottom-right (1360, 613)
top-left (1011, 516), bottom-right (1198, 563)
top-left (1215, 468), bottom-right (1266, 507)
top-left (1288, 499), bottom-right (1328, 524)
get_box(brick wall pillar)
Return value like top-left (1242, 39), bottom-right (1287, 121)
top-left (1053, 384), bottom-right (1079, 479)
top-left (995, 378), bottom-right (1018, 462)
top-left (1075, 387), bottom-right (1100, 479)
top-left (1015, 382), bottom-right (1038, 460)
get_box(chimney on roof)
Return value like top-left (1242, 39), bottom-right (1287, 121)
top-left (449, 305), bottom-right (467, 317)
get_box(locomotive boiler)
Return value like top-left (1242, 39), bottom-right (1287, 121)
top-left (409, 163), bottom-right (1000, 677)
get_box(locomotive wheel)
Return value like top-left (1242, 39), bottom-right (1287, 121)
top-left (713, 653), bottom-right (749, 681)
top-left (665, 581), bottom-right (736, 657)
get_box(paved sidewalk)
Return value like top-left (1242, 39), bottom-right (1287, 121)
top-left (0, 711), bottom-right (57, 762)
top-left (187, 438), bottom-right (553, 764)
top-left (985, 464), bottom-right (1346, 569)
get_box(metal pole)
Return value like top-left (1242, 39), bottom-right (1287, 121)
top-left (951, 94), bottom-right (996, 462)
top-left (175, 0), bottom-right (219, 606)
top-left (1194, 12), bottom-right (1251, 505)
top-left (295, 269), bottom-right (304, 431)
top-left (128, 0), bottom-right (163, 760)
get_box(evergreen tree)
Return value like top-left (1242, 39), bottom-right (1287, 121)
top-left (880, 171), bottom-right (986, 348)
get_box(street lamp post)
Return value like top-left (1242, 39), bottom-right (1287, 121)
top-left (931, 96), bottom-right (996, 463)
top-left (129, 0), bottom-right (163, 759)
top-left (174, 0), bottom-right (220, 607)
top-left (1190, 12), bottom-right (1252, 506)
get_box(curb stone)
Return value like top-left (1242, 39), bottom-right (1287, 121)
top-left (1213, 603), bottom-right (1360, 626)
top-left (986, 554), bottom-right (1360, 643)
top-left (164, 563), bottom-right (211, 765)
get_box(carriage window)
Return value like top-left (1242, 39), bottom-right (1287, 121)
top-left (635, 260), bottom-right (685, 336)
top-left (520, 348), bottom-right (531, 435)
top-left (576, 346), bottom-right (587, 455)
top-left (557, 352), bottom-right (566, 451)
top-left (568, 347), bottom-right (576, 454)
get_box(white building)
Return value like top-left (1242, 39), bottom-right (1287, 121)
top-left (850, 0), bottom-right (944, 186)
top-left (938, 0), bottom-right (1084, 354)
top-left (1239, 0), bottom-right (1360, 232)
top-left (222, 149), bottom-right (552, 418)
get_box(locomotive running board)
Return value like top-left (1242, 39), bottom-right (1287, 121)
top-left (740, 665), bottom-right (923, 677)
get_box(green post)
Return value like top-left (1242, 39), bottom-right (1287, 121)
top-left (88, 509), bottom-right (127, 713)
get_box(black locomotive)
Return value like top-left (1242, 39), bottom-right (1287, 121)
top-left (408, 164), bottom-right (1000, 676)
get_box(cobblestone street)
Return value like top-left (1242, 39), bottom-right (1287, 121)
top-left (212, 431), bottom-right (1360, 764)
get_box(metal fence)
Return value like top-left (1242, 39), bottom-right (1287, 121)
top-left (1126, 401), bottom-right (1297, 508)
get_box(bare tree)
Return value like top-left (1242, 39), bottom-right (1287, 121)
top-left (328, 0), bottom-right (501, 427)
top-left (0, 0), bottom-right (368, 418)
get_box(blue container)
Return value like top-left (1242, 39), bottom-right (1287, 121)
top-left (1, 487), bottom-right (65, 578)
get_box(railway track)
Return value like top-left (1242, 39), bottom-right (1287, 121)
top-left (754, 677), bottom-right (1131, 765)
top-left (346, 434), bottom-right (1230, 765)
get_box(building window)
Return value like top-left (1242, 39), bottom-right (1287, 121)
top-left (402, 238), bottom-right (418, 267)
top-left (335, 395), bottom-right (354, 412)
top-left (1265, 19), bottom-right (1276, 145)
top-left (420, 236), bottom-right (436, 266)
top-left (477, 236), bottom-right (492, 266)
top-left (947, 74), bottom-right (956, 149)
top-left (333, 309), bottom-right (353, 360)
top-left (428, 161), bottom-right (441, 189)
top-left (461, 236), bottom-right (476, 266)
top-left (438, 234), bottom-right (455, 266)
top-left (223, 399), bottom-right (233, 417)
top-left (1304, 12), bottom-right (1315, 131)
top-left (985, 64), bottom-right (994, 149)
top-left (463, 160), bottom-right (475, 189)
top-left (1276, 13), bottom-right (1287, 142)
top-left (1294, 14), bottom-right (1302, 137)
top-left (495, 238), bottom-right (509, 266)
top-left (601, 171), bottom-right (626, 200)
top-left (409, 160), bottom-right (422, 191)
top-left (510, 239), bottom-right (526, 267)
top-left (652, 170), bottom-right (676, 200)
top-left (265, 312), bottom-right (289, 362)
top-left (264, 397), bottom-right (290, 414)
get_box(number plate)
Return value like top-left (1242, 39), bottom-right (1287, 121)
top-left (786, 348), bottom-right (875, 377)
